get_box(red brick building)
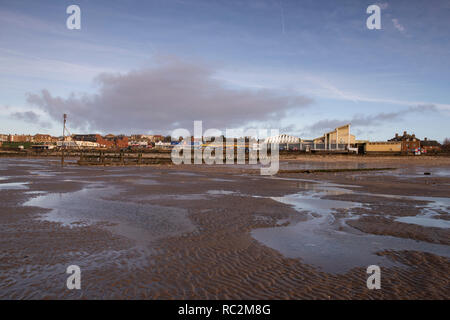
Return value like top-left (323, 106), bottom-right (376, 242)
top-left (72, 134), bottom-right (128, 149)
top-left (420, 138), bottom-right (441, 153)
top-left (104, 135), bottom-right (129, 148)
top-left (33, 134), bottom-right (57, 143)
top-left (388, 131), bottom-right (420, 153)
top-left (7, 134), bottom-right (33, 142)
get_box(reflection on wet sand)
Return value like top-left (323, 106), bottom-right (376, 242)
top-left (24, 186), bottom-right (196, 243)
top-left (0, 182), bottom-right (29, 190)
top-left (251, 179), bottom-right (450, 273)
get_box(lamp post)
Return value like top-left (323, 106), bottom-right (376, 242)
top-left (61, 114), bottom-right (67, 167)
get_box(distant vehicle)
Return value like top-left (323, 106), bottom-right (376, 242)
top-left (31, 145), bottom-right (55, 150)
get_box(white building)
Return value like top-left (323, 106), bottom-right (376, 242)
top-left (155, 141), bottom-right (172, 148)
top-left (57, 141), bottom-right (101, 148)
top-left (264, 134), bottom-right (301, 144)
top-left (128, 140), bottom-right (148, 147)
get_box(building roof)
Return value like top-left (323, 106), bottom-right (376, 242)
top-left (389, 131), bottom-right (420, 142)
top-left (265, 134), bottom-right (300, 144)
top-left (325, 123), bottom-right (350, 135)
top-left (421, 140), bottom-right (441, 147)
top-left (367, 141), bottom-right (401, 144)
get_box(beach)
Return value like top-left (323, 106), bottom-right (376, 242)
top-left (0, 156), bottom-right (449, 299)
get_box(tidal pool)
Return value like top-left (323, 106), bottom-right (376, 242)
top-left (207, 190), bottom-right (237, 196)
top-left (0, 182), bottom-right (29, 190)
top-left (24, 186), bottom-right (196, 243)
top-left (252, 179), bottom-right (450, 273)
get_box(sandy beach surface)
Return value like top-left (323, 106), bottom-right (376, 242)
top-left (0, 156), bottom-right (449, 299)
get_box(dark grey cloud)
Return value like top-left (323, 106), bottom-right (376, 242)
top-left (9, 110), bottom-right (52, 129)
top-left (10, 110), bottom-right (40, 122)
top-left (26, 58), bottom-right (312, 134)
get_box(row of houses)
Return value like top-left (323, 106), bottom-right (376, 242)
top-left (364, 131), bottom-right (441, 154)
top-left (129, 134), bottom-right (166, 143)
top-left (0, 127), bottom-right (444, 154)
top-left (0, 133), bottom-right (129, 149)
top-left (71, 134), bottom-right (129, 148)
top-left (0, 134), bottom-right (58, 143)
top-left (0, 132), bottom-right (169, 150)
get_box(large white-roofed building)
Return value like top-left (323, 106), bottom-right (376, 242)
top-left (263, 124), bottom-right (356, 151)
top-left (264, 134), bottom-right (301, 144)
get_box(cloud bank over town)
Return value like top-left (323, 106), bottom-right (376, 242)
top-left (25, 58), bottom-right (313, 133)
top-left (9, 110), bottom-right (52, 129)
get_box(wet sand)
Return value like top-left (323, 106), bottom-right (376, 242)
top-left (0, 157), bottom-right (449, 299)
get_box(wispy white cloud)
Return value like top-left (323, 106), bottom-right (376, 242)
top-left (296, 104), bottom-right (439, 136)
top-left (278, 0), bottom-right (286, 34)
top-left (0, 8), bottom-right (68, 37)
top-left (392, 18), bottom-right (406, 33)
top-left (376, 2), bottom-right (389, 10)
top-left (303, 75), bottom-right (450, 111)
top-left (0, 48), bottom-right (122, 84)
top-left (217, 69), bottom-right (450, 112)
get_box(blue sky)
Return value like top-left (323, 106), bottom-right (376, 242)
top-left (1, 0), bottom-right (449, 141)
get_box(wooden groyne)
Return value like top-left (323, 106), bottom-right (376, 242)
top-left (76, 149), bottom-right (272, 166)
top-left (77, 151), bottom-right (172, 166)
top-left (277, 167), bottom-right (397, 174)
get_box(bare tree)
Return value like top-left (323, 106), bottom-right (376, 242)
top-left (442, 138), bottom-right (450, 151)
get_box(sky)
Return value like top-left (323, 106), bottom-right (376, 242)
top-left (1, 0), bottom-right (449, 141)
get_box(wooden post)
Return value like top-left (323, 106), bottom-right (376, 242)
top-left (348, 124), bottom-right (351, 150)
top-left (336, 127), bottom-right (339, 150)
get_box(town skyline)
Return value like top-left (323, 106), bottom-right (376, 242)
top-left (1, 126), bottom-right (447, 146)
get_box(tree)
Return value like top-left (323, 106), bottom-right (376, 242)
top-left (442, 138), bottom-right (450, 151)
